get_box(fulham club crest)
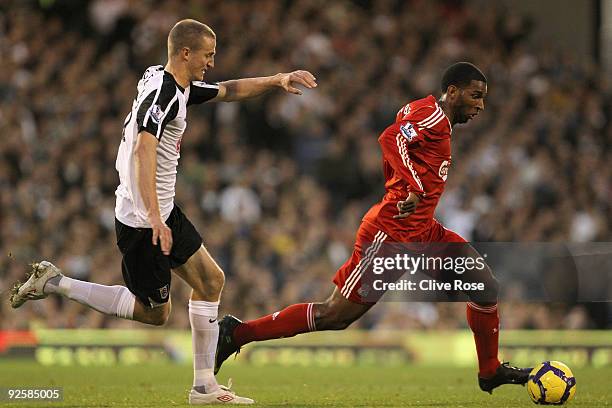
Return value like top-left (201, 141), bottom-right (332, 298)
top-left (159, 284), bottom-right (169, 300)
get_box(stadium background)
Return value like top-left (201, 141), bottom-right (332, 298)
top-left (1, 0), bottom-right (611, 358)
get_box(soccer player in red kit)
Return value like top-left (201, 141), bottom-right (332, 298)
top-left (216, 62), bottom-right (531, 393)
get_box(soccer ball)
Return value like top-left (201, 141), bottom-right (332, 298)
top-left (527, 361), bottom-right (576, 405)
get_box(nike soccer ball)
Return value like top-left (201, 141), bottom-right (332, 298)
top-left (527, 361), bottom-right (576, 405)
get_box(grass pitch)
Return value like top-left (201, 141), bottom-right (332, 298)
top-left (0, 361), bottom-right (610, 407)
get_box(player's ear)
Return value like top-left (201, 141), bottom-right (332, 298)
top-left (446, 85), bottom-right (459, 100)
top-left (181, 47), bottom-right (190, 61)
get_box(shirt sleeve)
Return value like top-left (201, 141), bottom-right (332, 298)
top-left (398, 103), bottom-right (447, 136)
top-left (136, 80), bottom-right (179, 140)
top-left (187, 81), bottom-right (219, 106)
top-left (378, 120), bottom-right (426, 196)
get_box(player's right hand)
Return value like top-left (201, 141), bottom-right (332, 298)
top-left (278, 70), bottom-right (317, 95)
top-left (150, 216), bottom-right (173, 255)
top-left (393, 192), bottom-right (420, 219)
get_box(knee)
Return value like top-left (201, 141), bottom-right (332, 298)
top-left (314, 301), bottom-right (356, 331)
top-left (211, 268), bottom-right (225, 294)
top-left (193, 267), bottom-right (225, 299)
top-left (469, 274), bottom-right (499, 305)
top-left (485, 275), bottom-right (500, 301)
top-left (199, 267), bottom-right (225, 299)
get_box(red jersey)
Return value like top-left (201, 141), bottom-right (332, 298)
top-left (363, 95), bottom-right (452, 241)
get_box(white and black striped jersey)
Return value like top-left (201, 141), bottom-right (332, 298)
top-left (115, 65), bottom-right (219, 228)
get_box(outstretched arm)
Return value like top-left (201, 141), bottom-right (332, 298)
top-left (211, 70), bottom-right (317, 102)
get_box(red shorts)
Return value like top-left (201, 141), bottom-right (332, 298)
top-left (333, 220), bottom-right (466, 304)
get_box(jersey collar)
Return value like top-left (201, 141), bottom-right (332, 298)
top-left (164, 70), bottom-right (185, 92)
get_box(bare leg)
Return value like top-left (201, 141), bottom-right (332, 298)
top-left (314, 287), bottom-right (372, 329)
top-left (132, 298), bottom-right (171, 325)
top-left (172, 245), bottom-right (225, 301)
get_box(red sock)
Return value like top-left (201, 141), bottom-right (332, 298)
top-left (466, 302), bottom-right (501, 378)
top-left (233, 303), bottom-right (316, 347)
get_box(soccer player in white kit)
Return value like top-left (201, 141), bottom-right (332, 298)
top-left (10, 19), bottom-right (317, 405)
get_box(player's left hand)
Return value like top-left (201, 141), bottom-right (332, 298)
top-left (394, 192), bottom-right (420, 219)
top-left (278, 70), bottom-right (317, 95)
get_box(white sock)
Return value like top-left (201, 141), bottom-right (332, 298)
top-left (189, 299), bottom-right (220, 393)
top-left (46, 276), bottom-right (135, 319)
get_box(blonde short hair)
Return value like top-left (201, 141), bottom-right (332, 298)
top-left (168, 19), bottom-right (215, 56)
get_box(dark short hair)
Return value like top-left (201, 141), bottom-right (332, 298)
top-left (168, 19), bottom-right (215, 56)
top-left (440, 62), bottom-right (487, 93)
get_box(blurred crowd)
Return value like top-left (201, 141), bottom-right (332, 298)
top-left (1, 0), bottom-right (610, 331)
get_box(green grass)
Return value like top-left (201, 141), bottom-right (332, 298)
top-left (0, 361), bottom-right (610, 407)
